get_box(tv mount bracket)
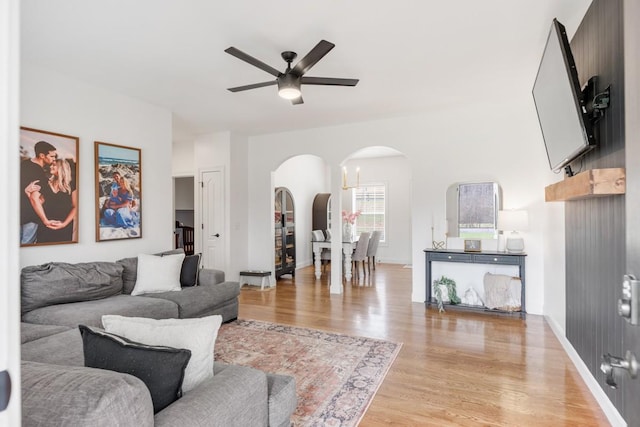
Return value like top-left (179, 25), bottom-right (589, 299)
top-left (582, 76), bottom-right (611, 123)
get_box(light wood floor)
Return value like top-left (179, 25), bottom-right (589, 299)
top-left (238, 263), bottom-right (610, 426)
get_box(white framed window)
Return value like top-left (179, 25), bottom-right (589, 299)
top-left (353, 184), bottom-right (386, 242)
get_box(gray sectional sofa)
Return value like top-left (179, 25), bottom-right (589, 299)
top-left (20, 254), bottom-right (297, 426)
top-left (21, 253), bottom-right (239, 328)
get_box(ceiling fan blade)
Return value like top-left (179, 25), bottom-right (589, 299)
top-left (227, 80), bottom-right (277, 92)
top-left (301, 77), bottom-right (359, 86)
top-left (225, 47), bottom-right (281, 77)
top-left (291, 40), bottom-right (335, 77)
top-left (291, 96), bottom-right (304, 105)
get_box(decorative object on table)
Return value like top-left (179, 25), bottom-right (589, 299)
top-left (483, 272), bottom-right (522, 311)
top-left (433, 275), bottom-right (461, 312)
top-left (341, 166), bottom-right (361, 190)
top-left (215, 319), bottom-right (401, 427)
top-left (461, 287), bottom-right (484, 306)
top-left (19, 127), bottom-right (80, 247)
top-left (341, 209), bottom-right (360, 240)
top-left (497, 209), bottom-right (529, 253)
top-left (431, 226), bottom-right (445, 250)
top-left (464, 239), bottom-right (481, 252)
top-left (94, 142), bottom-right (142, 242)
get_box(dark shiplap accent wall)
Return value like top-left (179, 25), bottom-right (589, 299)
top-left (565, 0), bottom-right (625, 409)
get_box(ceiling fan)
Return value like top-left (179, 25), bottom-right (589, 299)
top-left (225, 40), bottom-right (359, 105)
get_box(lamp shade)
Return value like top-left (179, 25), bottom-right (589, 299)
top-left (497, 210), bottom-right (529, 232)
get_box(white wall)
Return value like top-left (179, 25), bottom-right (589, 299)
top-left (229, 132), bottom-right (249, 281)
top-left (274, 155), bottom-right (329, 268)
top-left (172, 138), bottom-right (195, 176)
top-left (246, 96), bottom-right (558, 315)
top-left (174, 177), bottom-right (194, 209)
top-left (543, 199), bottom-right (566, 331)
top-left (342, 155), bottom-right (412, 265)
top-left (20, 65), bottom-right (174, 267)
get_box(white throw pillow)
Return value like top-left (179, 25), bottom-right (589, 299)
top-left (102, 314), bottom-right (222, 393)
top-left (131, 253), bottom-right (185, 296)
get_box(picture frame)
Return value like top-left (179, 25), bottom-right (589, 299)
top-left (464, 239), bottom-right (481, 252)
top-left (95, 141), bottom-right (142, 241)
top-left (20, 127), bottom-right (79, 247)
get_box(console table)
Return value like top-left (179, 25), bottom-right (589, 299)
top-left (424, 249), bottom-right (527, 316)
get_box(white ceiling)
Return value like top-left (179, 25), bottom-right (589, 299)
top-left (20, 1), bottom-right (592, 140)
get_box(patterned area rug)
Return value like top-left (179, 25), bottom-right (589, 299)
top-left (214, 319), bottom-right (402, 426)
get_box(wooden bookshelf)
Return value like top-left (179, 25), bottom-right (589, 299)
top-left (545, 168), bottom-right (625, 202)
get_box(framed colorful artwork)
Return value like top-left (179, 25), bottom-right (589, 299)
top-left (20, 127), bottom-right (79, 246)
top-left (94, 141), bottom-right (142, 241)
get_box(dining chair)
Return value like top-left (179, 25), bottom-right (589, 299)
top-left (181, 226), bottom-right (195, 256)
top-left (366, 230), bottom-right (381, 274)
top-left (351, 232), bottom-right (370, 279)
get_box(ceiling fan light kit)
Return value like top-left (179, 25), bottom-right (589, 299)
top-left (225, 40), bottom-right (358, 105)
top-left (277, 74), bottom-right (301, 100)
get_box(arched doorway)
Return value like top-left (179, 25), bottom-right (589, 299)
top-left (273, 154), bottom-right (330, 282)
top-left (339, 146), bottom-right (412, 278)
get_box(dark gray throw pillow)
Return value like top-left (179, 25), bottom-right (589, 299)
top-left (79, 325), bottom-right (191, 414)
top-left (180, 253), bottom-right (201, 287)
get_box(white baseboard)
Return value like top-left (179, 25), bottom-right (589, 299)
top-left (544, 315), bottom-right (626, 427)
top-left (296, 259), bottom-right (312, 269)
top-left (375, 258), bottom-right (410, 265)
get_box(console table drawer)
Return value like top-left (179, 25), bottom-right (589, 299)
top-left (429, 252), bottom-right (473, 263)
top-left (473, 254), bottom-right (521, 265)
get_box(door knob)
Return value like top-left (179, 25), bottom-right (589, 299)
top-left (600, 351), bottom-right (638, 389)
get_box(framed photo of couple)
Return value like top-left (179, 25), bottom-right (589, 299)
top-left (94, 141), bottom-right (142, 242)
top-left (19, 127), bottom-right (79, 247)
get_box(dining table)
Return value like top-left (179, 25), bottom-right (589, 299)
top-left (311, 238), bottom-right (357, 280)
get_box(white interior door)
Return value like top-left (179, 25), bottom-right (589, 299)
top-left (200, 170), bottom-right (225, 270)
top-left (1, 0), bottom-right (20, 422)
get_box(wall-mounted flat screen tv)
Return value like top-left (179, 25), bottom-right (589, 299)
top-left (532, 18), bottom-right (595, 173)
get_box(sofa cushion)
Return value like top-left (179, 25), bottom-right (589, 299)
top-left (116, 256), bottom-right (139, 295)
top-left (117, 249), bottom-right (187, 295)
top-left (267, 373), bottom-right (297, 427)
top-left (21, 294), bottom-right (179, 328)
top-left (145, 281), bottom-right (240, 318)
top-left (21, 322), bottom-right (72, 344)
top-left (155, 363), bottom-right (269, 427)
top-left (197, 268), bottom-right (225, 286)
top-left (22, 360), bottom-right (154, 427)
top-left (80, 325), bottom-right (191, 414)
top-left (131, 253), bottom-right (185, 296)
top-left (21, 328), bottom-right (85, 367)
top-left (21, 261), bottom-right (124, 315)
top-left (102, 314), bottom-right (222, 393)
top-left (180, 254), bottom-right (201, 287)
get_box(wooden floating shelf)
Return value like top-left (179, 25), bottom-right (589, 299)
top-left (545, 168), bottom-right (626, 202)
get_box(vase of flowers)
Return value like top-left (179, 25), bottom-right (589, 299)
top-left (341, 210), bottom-right (360, 240)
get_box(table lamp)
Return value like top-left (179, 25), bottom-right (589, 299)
top-left (497, 210), bottom-right (529, 253)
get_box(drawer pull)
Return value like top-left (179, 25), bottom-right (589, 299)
top-left (448, 256), bottom-right (452, 259)
top-left (494, 258), bottom-right (498, 261)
